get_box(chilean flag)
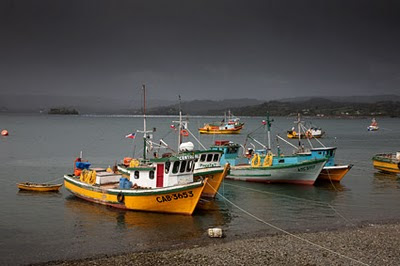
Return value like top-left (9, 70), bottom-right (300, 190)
top-left (125, 133), bottom-right (136, 139)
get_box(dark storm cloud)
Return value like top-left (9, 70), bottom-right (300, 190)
top-left (0, 0), bottom-right (399, 101)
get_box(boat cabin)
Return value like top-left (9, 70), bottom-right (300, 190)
top-left (128, 154), bottom-right (196, 188)
top-left (194, 150), bottom-right (223, 170)
top-left (210, 140), bottom-right (249, 166)
top-left (309, 147), bottom-right (336, 166)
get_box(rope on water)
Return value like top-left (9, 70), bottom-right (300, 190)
top-left (209, 185), bottom-right (370, 266)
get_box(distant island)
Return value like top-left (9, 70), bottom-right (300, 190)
top-left (48, 107), bottom-right (79, 115)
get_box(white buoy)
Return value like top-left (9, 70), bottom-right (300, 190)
top-left (208, 227), bottom-right (223, 238)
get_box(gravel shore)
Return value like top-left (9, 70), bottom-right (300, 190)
top-left (41, 222), bottom-right (400, 266)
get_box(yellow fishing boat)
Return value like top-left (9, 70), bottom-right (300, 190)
top-left (17, 182), bottom-right (63, 192)
top-left (67, 152), bottom-right (209, 215)
top-left (199, 111), bottom-right (244, 134)
top-left (372, 153), bottom-right (400, 174)
top-left (193, 150), bottom-right (230, 198)
top-left (64, 174), bottom-right (207, 215)
top-left (317, 165), bottom-right (353, 182)
top-left (65, 85), bottom-right (208, 215)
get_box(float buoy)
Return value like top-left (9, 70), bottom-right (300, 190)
top-left (1, 130), bottom-right (8, 136)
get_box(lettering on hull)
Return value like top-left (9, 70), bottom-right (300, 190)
top-left (156, 191), bottom-right (194, 203)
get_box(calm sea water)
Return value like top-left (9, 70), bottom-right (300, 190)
top-left (1, 114), bottom-right (400, 265)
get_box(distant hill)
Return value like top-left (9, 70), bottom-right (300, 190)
top-left (144, 96), bottom-right (400, 117)
top-left (280, 94), bottom-right (400, 103)
top-left (1, 93), bottom-right (399, 117)
top-left (144, 98), bottom-right (264, 115)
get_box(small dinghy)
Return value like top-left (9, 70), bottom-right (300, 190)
top-left (17, 182), bottom-right (63, 192)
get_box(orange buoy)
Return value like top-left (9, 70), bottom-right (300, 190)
top-left (1, 130), bottom-right (8, 136)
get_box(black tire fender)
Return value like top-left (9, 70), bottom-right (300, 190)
top-left (117, 192), bottom-right (125, 203)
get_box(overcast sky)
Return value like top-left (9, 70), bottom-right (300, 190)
top-left (1, 0), bottom-right (399, 101)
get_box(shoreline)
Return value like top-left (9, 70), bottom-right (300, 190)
top-left (38, 220), bottom-right (400, 266)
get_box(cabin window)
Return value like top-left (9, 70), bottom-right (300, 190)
top-left (186, 160), bottom-right (193, 172)
top-left (134, 171), bottom-right (139, 179)
top-left (172, 161), bottom-right (180, 174)
top-left (228, 147), bottom-right (238, 154)
top-left (165, 162), bottom-right (170, 174)
top-left (200, 154), bottom-right (206, 162)
top-left (213, 154), bottom-right (220, 162)
top-left (278, 159), bottom-right (285, 163)
top-left (149, 170), bottom-right (154, 180)
top-left (207, 154), bottom-right (213, 162)
top-left (180, 160), bottom-right (187, 173)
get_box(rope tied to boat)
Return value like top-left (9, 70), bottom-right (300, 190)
top-left (207, 184), bottom-right (369, 266)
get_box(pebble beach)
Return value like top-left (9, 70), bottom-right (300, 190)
top-left (40, 222), bottom-right (400, 266)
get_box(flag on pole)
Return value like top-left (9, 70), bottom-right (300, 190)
top-left (125, 133), bottom-right (136, 139)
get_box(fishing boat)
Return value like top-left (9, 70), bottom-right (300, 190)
top-left (287, 114), bottom-right (325, 139)
top-left (64, 85), bottom-right (208, 215)
top-left (118, 100), bottom-right (229, 199)
top-left (226, 113), bottom-right (327, 185)
top-left (367, 118), bottom-right (379, 131)
top-left (17, 182), bottom-right (63, 192)
top-left (210, 140), bottom-right (249, 166)
top-left (228, 157), bottom-right (327, 185)
top-left (199, 111), bottom-right (244, 134)
top-left (287, 127), bottom-right (324, 139)
top-left (64, 156), bottom-right (208, 215)
top-left (192, 150), bottom-right (229, 198)
top-left (270, 146), bottom-right (353, 182)
top-left (372, 152), bottom-right (400, 174)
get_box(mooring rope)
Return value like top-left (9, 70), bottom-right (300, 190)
top-left (223, 182), bottom-right (373, 209)
top-left (209, 185), bottom-right (370, 266)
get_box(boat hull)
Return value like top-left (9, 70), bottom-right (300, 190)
top-left (199, 128), bottom-right (242, 134)
top-left (17, 183), bottom-right (63, 192)
top-left (317, 165), bottom-right (353, 182)
top-left (367, 126), bottom-right (379, 131)
top-left (372, 155), bottom-right (400, 174)
top-left (193, 164), bottom-right (229, 198)
top-left (227, 159), bottom-right (326, 185)
top-left (64, 175), bottom-right (207, 215)
top-left (287, 133), bottom-right (324, 139)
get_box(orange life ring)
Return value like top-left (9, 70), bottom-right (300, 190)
top-left (180, 129), bottom-right (189, 137)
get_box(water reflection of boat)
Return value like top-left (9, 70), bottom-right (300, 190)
top-left (64, 195), bottom-right (197, 230)
top-left (372, 152), bottom-right (400, 174)
top-left (372, 172), bottom-right (399, 189)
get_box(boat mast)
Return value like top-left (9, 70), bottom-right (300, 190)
top-left (265, 112), bottom-right (273, 152)
top-left (143, 84), bottom-right (147, 160)
top-left (297, 113), bottom-right (302, 148)
top-left (178, 95), bottom-right (182, 148)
